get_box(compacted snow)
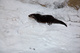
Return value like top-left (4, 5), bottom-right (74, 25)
top-left (0, 0), bottom-right (80, 53)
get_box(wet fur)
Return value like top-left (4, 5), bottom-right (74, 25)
top-left (28, 13), bottom-right (67, 27)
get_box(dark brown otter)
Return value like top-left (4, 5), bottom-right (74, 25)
top-left (28, 13), bottom-right (67, 27)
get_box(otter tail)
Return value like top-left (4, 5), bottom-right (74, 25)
top-left (53, 19), bottom-right (67, 27)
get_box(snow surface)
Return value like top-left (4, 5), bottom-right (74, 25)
top-left (0, 0), bottom-right (80, 53)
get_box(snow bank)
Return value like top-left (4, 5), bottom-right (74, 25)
top-left (18, 0), bottom-right (66, 9)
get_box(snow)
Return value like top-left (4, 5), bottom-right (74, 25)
top-left (0, 0), bottom-right (80, 53)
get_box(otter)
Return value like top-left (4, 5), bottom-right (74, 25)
top-left (28, 13), bottom-right (67, 27)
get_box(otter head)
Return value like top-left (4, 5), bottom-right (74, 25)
top-left (28, 14), bottom-right (36, 18)
top-left (28, 13), bottom-right (41, 19)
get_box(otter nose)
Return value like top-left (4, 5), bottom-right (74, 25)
top-left (28, 15), bottom-right (31, 17)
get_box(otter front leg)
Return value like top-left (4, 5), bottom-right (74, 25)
top-left (48, 22), bottom-right (52, 25)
